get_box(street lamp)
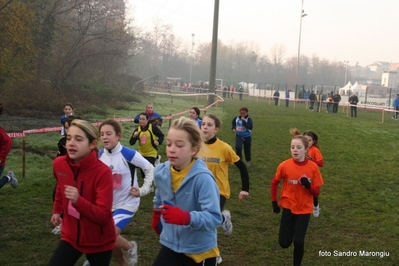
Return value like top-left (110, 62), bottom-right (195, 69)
top-left (296, 0), bottom-right (307, 88)
top-left (189, 34), bottom-right (195, 85)
top-left (343, 60), bottom-right (349, 86)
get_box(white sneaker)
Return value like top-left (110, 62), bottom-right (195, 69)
top-left (216, 255), bottom-right (223, 264)
top-left (7, 171), bottom-right (18, 188)
top-left (51, 224), bottom-right (61, 235)
top-left (155, 155), bottom-right (161, 166)
top-left (313, 204), bottom-right (320, 217)
top-left (150, 185), bottom-right (155, 193)
top-left (82, 261), bottom-right (90, 266)
top-left (221, 210), bottom-right (233, 236)
top-left (126, 241), bottom-right (138, 266)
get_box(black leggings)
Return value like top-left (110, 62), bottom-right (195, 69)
top-left (153, 245), bottom-right (217, 266)
top-left (219, 195), bottom-right (227, 224)
top-left (235, 136), bottom-right (252, 162)
top-left (0, 176), bottom-right (8, 189)
top-left (48, 240), bottom-right (113, 266)
top-left (279, 208), bottom-right (310, 266)
top-left (140, 156), bottom-right (156, 179)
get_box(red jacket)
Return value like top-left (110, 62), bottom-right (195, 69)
top-left (0, 127), bottom-right (12, 167)
top-left (53, 150), bottom-right (115, 253)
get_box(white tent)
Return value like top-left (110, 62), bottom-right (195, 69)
top-left (339, 81), bottom-right (352, 95)
top-left (351, 81), bottom-right (366, 97)
top-left (238, 82), bottom-right (259, 95)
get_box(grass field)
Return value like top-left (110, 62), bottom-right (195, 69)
top-left (0, 94), bottom-right (398, 266)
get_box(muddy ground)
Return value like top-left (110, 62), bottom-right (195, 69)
top-left (1, 115), bottom-right (59, 133)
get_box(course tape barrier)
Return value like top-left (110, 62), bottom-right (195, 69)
top-left (7, 93), bottom-right (224, 139)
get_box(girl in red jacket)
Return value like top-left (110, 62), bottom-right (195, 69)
top-left (0, 104), bottom-right (17, 189)
top-left (49, 119), bottom-right (115, 266)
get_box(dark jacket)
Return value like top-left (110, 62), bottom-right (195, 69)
top-left (309, 92), bottom-right (317, 102)
top-left (333, 94), bottom-right (341, 103)
top-left (349, 95), bottom-right (359, 105)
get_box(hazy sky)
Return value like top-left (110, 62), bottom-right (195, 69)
top-left (127, 0), bottom-right (399, 67)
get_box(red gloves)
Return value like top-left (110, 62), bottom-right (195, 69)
top-left (151, 210), bottom-right (162, 235)
top-left (161, 203), bottom-right (191, 225)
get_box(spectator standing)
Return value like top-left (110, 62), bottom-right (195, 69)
top-left (285, 90), bottom-right (290, 107)
top-left (222, 85), bottom-right (228, 98)
top-left (230, 86), bottom-right (235, 100)
top-left (238, 86), bottom-right (244, 101)
top-left (349, 93), bottom-right (359, 117)
top-left (273, 90), bottom-right (280, 106)
top-left (316, 91), bottom-right (322, 112)
top-left (308, 91), bottom-right (316, 111)
top-left (392, 94), bottom-right (399, 120)
top-left (304, 90), bottom-right (310, 105)
top-left (332, 92), bottom-right (341, 113)
top-left (326, 93), bottom-right (333, 113)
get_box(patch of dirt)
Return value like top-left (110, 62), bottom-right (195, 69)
top-left (1, 115), bottom-right (59, 133)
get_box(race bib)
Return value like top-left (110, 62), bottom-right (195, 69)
top-left (68, 201), bottom-right (80, 219)
top-left (141, 135), bottom-right (147, 144)
top-left (236, 126), bottom-right (246, 132)
top-left (113, 173), bottom-right (122, 190)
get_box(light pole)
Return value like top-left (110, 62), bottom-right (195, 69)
top-left (208, 0), bottom-right (219, 104)
top-left (296, 0), bottom-right (307, 88)
top-left (246, 51), bottom-right (256, 93)
top-left (189, 34), bottom-right (195, 85)
top-left (343, 60), bottom-right (349, 86)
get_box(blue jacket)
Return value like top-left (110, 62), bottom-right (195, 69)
top-left (153, 159), bottom-right (222, 254)
top-left (134, 112), bottom-right (163, 123)
top-left (232, 116), bottom-right (253, 138)
top-left (194, 117), bottom-right (202, 128)
top-left (393, 98), bottom-right (399, 108)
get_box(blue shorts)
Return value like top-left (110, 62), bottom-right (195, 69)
top-left (113, 209), bottom-right (135, 231)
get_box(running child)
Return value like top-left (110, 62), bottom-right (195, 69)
top-left (60, 103), bottom-right (74, 135)
top-left (231, 107), bottom-right (253, 166)
top-left (49, 119), bottom-right (115, 266)
top-left (189, 107), bottom-right (202, 128)
top-left (291, 128), bottom-right (324, 217)
top-left (0, 103), bottom-right (17, 189)
top-left (98, 119), bottom-right (154, 266)
top-left (152, 116), bottom-right (222, 266)
top-left (133, 103), bottom-right (163, 127)
top-left (271, 133), bottom-right (324, 266)
top-left (51, 115), bottom-right (80, 235)
top-left (129, 112), bottom-right (164, 170)
top-left (197, 114), bottom-right (250, 264)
